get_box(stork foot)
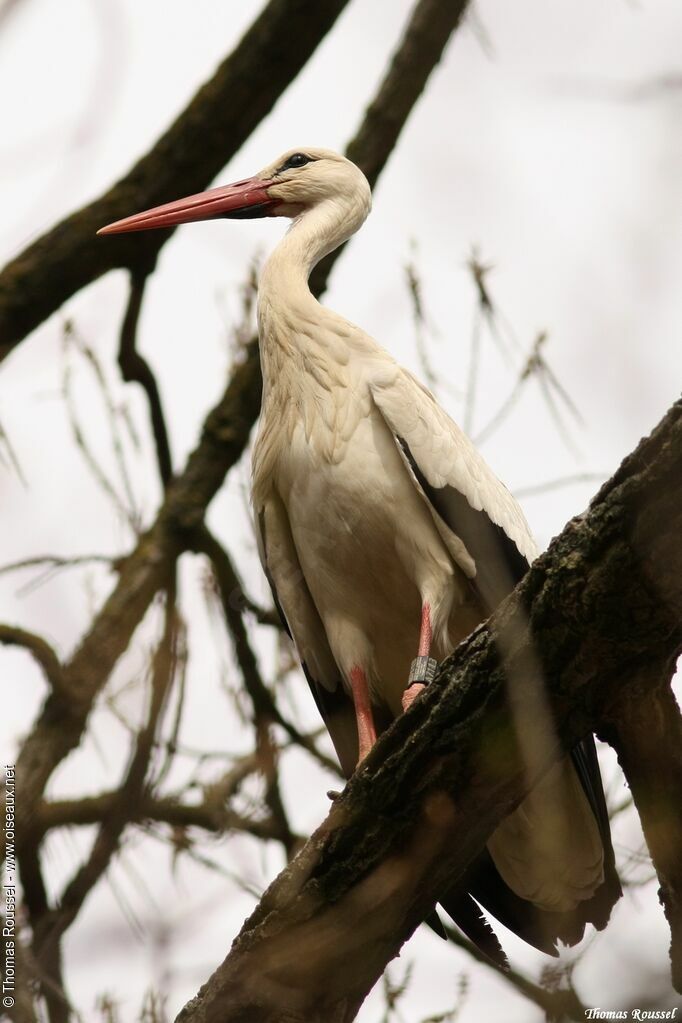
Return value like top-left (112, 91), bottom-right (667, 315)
top-left (402, 682), bottom-right (425, 712)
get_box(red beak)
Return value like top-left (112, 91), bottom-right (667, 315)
top-left (97, 176), bottom-right (278, 236)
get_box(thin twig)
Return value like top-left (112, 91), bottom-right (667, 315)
top-left (0, 553), bottom-right (116, 578)
top-left (0, 553), bottom-right (117, 599)
top-left (443, 924), bottom-right (586, 1020)
top-left (69, 321), bottom-right (140, 519)
top-left (0, 416), bottom-right (27, 486)
top-left (514, 472), bottom-right (606, 499)
top-left (118, 267), bottom-right (173, 487)
top-left (405, 247), bottom-right (439, 393)
top-left (0, 624), bottom-right (66, 695)
top-left (61, 321), bottom-right (138, 531)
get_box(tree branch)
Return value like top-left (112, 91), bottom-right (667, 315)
top-left (174, 400), bottom-right (682, 1022)
top-left (0, 625), bottom-right (66, 696)
top-left (34, 786), bottom-right (289, 845)
top-left (0, 0), bottom-right (353, 356)
top-left (117, 266), bottom-right (173, 487)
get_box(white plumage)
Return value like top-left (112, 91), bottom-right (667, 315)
top-left (99, 146), bottom-right (621, 961)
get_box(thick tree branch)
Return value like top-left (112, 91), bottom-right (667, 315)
top-left (174, 400), bottom-right (682, 1022)
top-left (0, 0), bottom-right (353, 356)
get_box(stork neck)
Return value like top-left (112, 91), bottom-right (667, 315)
top-left (259, 194), bottom-right (368, 308)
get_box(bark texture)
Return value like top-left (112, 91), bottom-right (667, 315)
top-left (175, 400), bottom-right (682, 1022)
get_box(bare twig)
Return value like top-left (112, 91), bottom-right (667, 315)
top-left (443, 924), bottom-right (586, 1019)
top-left (68, 321), bottom-right (141, 519)
top-left (0, 553), bottom-right (116, 584)
top-left (475, 331), bottom-right (583, 453)
top-left (0, 416), bottom-right (26, 485)
top-left (405, 249), bottom-right (439, 393)
top-left (118, 267), bottom-right (173, 487)
top-left (35, 783), bottom-right (288, 844)
top-left (514, 472), bottom-right (606, 499)
top-left (309, 0), bottom-right (472, 295)
top-left (61, 321), bottom-right (139, 531)
top-left (0, 625), bottom-right (65, 695)
top-left (463, 291), bottom-right (483, 435)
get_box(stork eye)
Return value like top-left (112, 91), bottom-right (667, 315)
top-left (280, 153), bottom-right (313, 172)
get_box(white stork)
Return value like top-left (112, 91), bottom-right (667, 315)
top-left (99, 148), bottom-right (621, 964)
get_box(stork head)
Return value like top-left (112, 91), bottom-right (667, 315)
top-left (97, 148), bottom-right (371, 236)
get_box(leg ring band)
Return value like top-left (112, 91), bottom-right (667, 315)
top-left (407, 655), bottom-right (438, 687)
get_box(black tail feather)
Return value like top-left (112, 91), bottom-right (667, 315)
top-left (439, 889), bottom-right (509, 970)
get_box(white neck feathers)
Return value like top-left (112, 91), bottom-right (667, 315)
top-left (259, 191), bottom-right (369, 313)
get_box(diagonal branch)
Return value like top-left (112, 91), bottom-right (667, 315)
top-left (0, 0), bottom-right (353, 356)
top-left (174, 399), bottom-right (682, 1022)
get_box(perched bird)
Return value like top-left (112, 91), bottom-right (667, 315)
top-left (99, 147), bottom-right (621, 964)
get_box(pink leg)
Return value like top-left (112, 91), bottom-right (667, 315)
top-left (402, 603), bottom-right (432, 712)
top-left (350, 665), bottom-right (377, 764)
top-left (417, 602), bottom-right (432, 657)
